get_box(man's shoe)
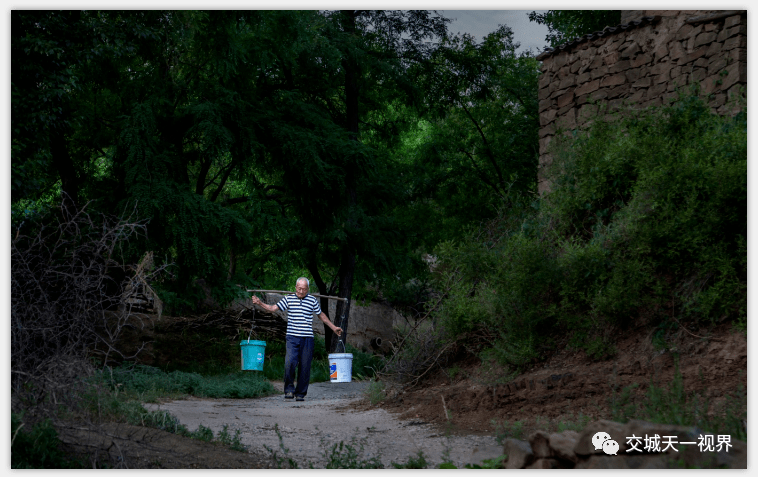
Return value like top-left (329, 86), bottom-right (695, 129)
top-left (296, 396), bottom-right (305, 402)
top-left (284, 392), bottom-right (294, 399)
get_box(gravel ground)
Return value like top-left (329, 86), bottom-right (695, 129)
top-left (145, 381), bottom-right (503, 468)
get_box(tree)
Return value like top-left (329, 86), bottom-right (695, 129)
top-left (528, 11), bottom-right (621, 48)
top-left (11, 11), bottom-right (451, 347)
top-left (284, 10), bottom-right (449, 352)
top-left (397, 25), bottom-right (541, 247)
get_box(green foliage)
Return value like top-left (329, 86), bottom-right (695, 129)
top-left (11, 413), bottom-right (84, 469)
top-left (611, 365), bottom-right (747, 442)
top-left (556, 412), bottom-right (592, 433)
top-left (464, 455), bottom-right (508, 469)
top-left (493, 419), bottom-right (525, 443)
top-left (392, 450), bottom-right (429, 468)
top-left (81, 370), bottom-right (252, 453)
top-left (218, 425), bottom-right (248, 452)
top-left (95, 363), bottom-right (276, 400)
top-left (547, 92), bottom-right (747, 326)
top-left (405, 92), bottom-right (745, 384)
top-left (12, 10), bottom-right (455, 315)
top-left (365, 379), bottom-right (387, 405)
top-left (322, 437), bottom-right (384, 469)
top-left (401, 25), bottom-right (541, 246)
top-left (433, 207), bottom-right (560, 368)
top-left (265, 424), bottom-right (384, 469)
top-left (155, 328), bottom-right (244, 376)
top-left (528, 11), bottom-right (622, 48)
top-left (190, 424), bottom-right (215, 442)
top-left (264, 424), bottom-right (301, 469)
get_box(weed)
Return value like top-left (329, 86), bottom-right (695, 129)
top-left (465, 454), bottom-right (508, 469)
top-left (11, 413), bottom-right (84, 468)
top-left (190, 424), bottom-right (214, 442)
top-left (609, 365), bottom-right (747, 441)
top-left (365, 378), bottom-right (386, 405)
top-left (392, 450), bottom-right (429, 469)
top-left (218, 425), bottom-right (248, 452)
top-left (556, 412), bottom-right (591, 432)
top-left (438, 423), bottom-right (456, 467)
top-left (493, 419), bottom-right (525, 443)
top-left (263, 423), bottom-right (300, 469)
top-left (322, 436), bottom-right (383, 469)
top-left (446, 365), bottom-right (462, 382)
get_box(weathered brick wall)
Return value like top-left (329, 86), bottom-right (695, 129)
top-left (536, 11), bottom-right (747, 194)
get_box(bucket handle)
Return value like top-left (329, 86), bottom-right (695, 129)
top-left (246, 295), bottom-right (257, 342)
top-left (335, 339), bottom-right (346, 354)
top-left (334, 308), bottom-right (347, 353)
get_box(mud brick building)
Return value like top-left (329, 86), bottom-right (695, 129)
top-left (535, 10), bottom-right (747, 194)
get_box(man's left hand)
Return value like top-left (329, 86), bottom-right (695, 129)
top-left (334, 327), bottom-right (343, 337)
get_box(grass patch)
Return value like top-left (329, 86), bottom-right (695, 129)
top-left (72, 363), bottom-right (262, 456)
top-left (610, 364), bottom-right (747, 441)
top-left (365, 378), bottom-right (386, 404)
top-left (98, 362), bottom-right (276, 400)
top-left (321, 436), bottom-right (384, 469)
top-left (11, 413), bottom-right (85, 469)
top-left (265, 424), bottom-right (383, 469)
top-left (492, 419), bottom-right (525, 443)
top-left (556, 412), bottom-right (592, 433)
top-left (392, 450), bottom-right (429, 468)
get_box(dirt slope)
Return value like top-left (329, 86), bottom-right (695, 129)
top-left (379, 324), bottom-right (747, 438)
top-left (61, 320), bottom-right (744, 468)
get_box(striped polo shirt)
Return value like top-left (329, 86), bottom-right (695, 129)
top-left (276, 294), bottom-right (322, 338)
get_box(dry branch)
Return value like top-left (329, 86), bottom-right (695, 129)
top-left (11, 196), bottom-right (168, 397)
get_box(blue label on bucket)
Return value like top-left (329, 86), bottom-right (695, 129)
top-left (257, 352), bottom-right (263, 362)
top-left (330, 363), bottom-right (337, 379)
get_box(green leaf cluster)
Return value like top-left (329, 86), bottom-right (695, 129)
top-left (428, 92), bottom-right (746, 370)
top-left (528, 10), bottom-right (622, 48)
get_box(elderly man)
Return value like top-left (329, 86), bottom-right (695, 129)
top-left (252, 277), bottom-right (343, 401)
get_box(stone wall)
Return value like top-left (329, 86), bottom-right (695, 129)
top-left (536, 10), bottom-right (747, 194)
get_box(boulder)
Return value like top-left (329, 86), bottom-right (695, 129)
top-left (503, 438), bottom-right (534, 469)
top-left (549, 430), bottom-right (580, 463)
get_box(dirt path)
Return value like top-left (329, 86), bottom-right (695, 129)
top-left (145, 381), bottom-right (502, 468)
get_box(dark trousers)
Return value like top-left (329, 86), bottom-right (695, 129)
top-left (284, 335), bottom-right (314, 397)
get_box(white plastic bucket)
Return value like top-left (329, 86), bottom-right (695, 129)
top-left (328, 353), bottom-right (353, 383)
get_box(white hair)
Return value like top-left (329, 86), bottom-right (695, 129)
top-left (296, 277), bottom-right (309, 287)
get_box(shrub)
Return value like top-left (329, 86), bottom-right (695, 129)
top-left (387, 92), bottom-right (745, 383)
top-left (611, 365), bottom-right (746, 442)
top-left (547, 92), bottom-right (747, 327)
top-left (11, 413), bottom-right (84, 469)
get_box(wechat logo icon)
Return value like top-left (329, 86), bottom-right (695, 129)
top-left (593, 432), bottom-right (619, 455)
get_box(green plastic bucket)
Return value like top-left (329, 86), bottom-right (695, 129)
top-left (240, 340), bottom-right (266, 371)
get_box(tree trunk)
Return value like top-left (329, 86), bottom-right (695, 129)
top-left (329, 10), bottom-right (360, 354)
top-left (332, 246), bottom-right (356, 353)
top-left (49, 117), bottom-right (78, 219)
top-left (307, 254), bottom-right (336, 350)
